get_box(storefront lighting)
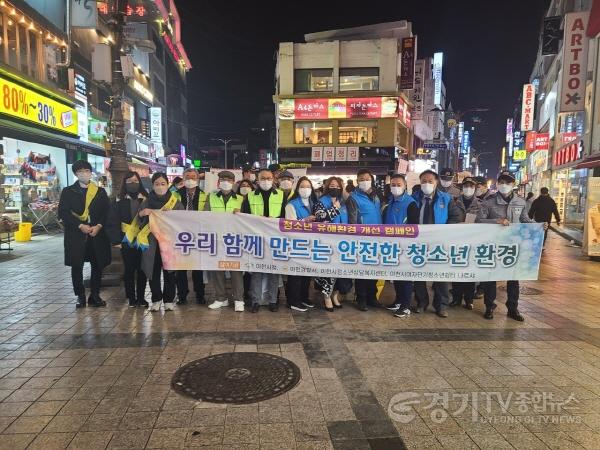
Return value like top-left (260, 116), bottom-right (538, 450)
top-left (7, 19), bottom-right (12, 26)
top-left (28, 22), bottom-right (34, 31)
top-left (46, 32), bottom-right (53, 40)
top-left (19, 15), bottom-right (25, 23)
top-left (9, 8), bottom-right (15, 15)
top-left (60, 40), bottom-right (66, 47)
top-left (0, 1), bottom-right (6, 7)
top-left (53, 37), bottom-right (59, 44)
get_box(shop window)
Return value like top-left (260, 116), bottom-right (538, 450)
top-left (28, 29), bottom-right (40, 80)
top-left (339, 68), bottom-right (379, 91)
top-left (338, 121), bottom-right (377, 144)
top-left (18, 24), bottom-right (27, 73)
top-left (294, 121), bottom-right (332, 144)
top-left (6, 16), bottom-right (17, 68)
top-left (294, 69), bottom-right (333, 93)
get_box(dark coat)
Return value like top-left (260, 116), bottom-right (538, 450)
top-left (529, 195), bottom-right (561, 224)
top-left (58, 183), bottom-right (111, 268)
top-left (177, 186), bottom-right (205, 210)
top-left (106, 195), bottom-right (146, 244)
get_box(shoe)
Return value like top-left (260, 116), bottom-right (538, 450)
top-left (76, 295), bottom-right (86, 308)
top-left (164, 302), bottom-right (175, 311)
top-left (88, 294), bottom-right (106, 307)
top-left (128, 298), bottom-right (137, 308)
top-left (394, 308), bottom-right (411, 318)
top-left (449, 299), bottom-right (461, 307)
top-left (332, 292), bottom-right (342, 308)
top-left (251, 304), bottom-right (259, 313)
top-left (435, 309), bottom-right (448, 318)
top-left (302, 300), bottom-right (315, 309)
top-left (484, 308), bottom-right (494, 320)
top-left (269, 304), bottom-right (279, 312)
top-left (464, 303), bottom-right (474, 310)
top-left (234, 301), bottom-right (245, 312)
top-left (323, 294), bottom-right (334, 312)
top-left (507, 309), bottom-right (525, 322)
top-left (291, 304), bottom-right (308, 312)
top-left (413, 306), bottom-right (424, 314)
top-left (196, 296), bottom-right (206, 305)
top-left (177, 296), bottom-right (187, 305)
top-left (150, 301), bottom-right (162, 312)
top-left (367, 299), bottom-right (380, 308)
top-left (474, 291), bottom-right (484, 300)
top-left (357, 301), bottom-right (368, 312)
top-left (386, 304), bottom-right (401, 312)
top-left (208, 300), bottom-right (229, 310)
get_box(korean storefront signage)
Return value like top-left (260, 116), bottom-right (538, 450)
top-left (535, 133), bottom-right (550, 151)
top-left (585, 177), bottom-right (600, 257)
top-left (432, 52), bottom-right (443, 108)
top-left (347, 147), bottom-right (359, 161)
top-left (335, 147), bottom-right (347, 161)
top-left (561, 132), bottom-right (578, 145)
top-left (529, 150), bottom-right (549, 176)
top-left (400, 37), bottom-right (416, 90)
top-left (89, 120), bottom-right (107, 138)
top-left (278, 97), bottom-right (398, 120)
top-left (71, 0), bottom-right (98, 28)
top-left (0, 75), bottom-right (78, 136)
top-left (560, 11), bottom-right (590, 112)
top-left (397, 97), bottom-right (411, 127)
top-left (513, 150), bottom-right (527, 161)
top-left (150, 107), bottom-right (162, 143)
top-left (311, 147), bottom-right (323, 162)
top-left (505, 118), bottom-right (513, 142)
top-left (323, 147), bottom-right (335, 162)
top-left (521, 84), bottom-right (535, 131)
top-left (542, 16), bottom-right (562, 55)
top-left (553, 140), bottom-right (583, 167)
top-left (130, 79), bottom-right (153, 103)
top-left (525, 132), bottom-right (536, 152)
top-left (411, 60), bottom-right (425, 120)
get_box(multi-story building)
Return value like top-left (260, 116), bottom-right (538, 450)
top-left (274, 22), bottom-right (413, 181)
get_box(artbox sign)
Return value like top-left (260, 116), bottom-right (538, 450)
top-left (521, 84), bottom-right (535, 131)
top-left (560, 11), bottom-right (590, 112)
top-left (553, 140), bottom-right (583, 167)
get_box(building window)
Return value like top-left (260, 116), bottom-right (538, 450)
top-left (28, 30), bottom-right (40, 80)
top-left (338, 121), bottom-right (377, 144)
top-left (6, 16), bottom-right (17, 68)
top-left (294, 121), bottom-right (332, 144)
top-left (294, 69), bottom-right (333, 93)
top-left (339, 68), bottom-right (379, 91)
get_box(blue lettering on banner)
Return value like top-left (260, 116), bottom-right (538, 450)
top-left (338, 241), bottom-right (358, 264)
top-left (311, 240), bottom-right (333, 262)
top-left (290, 238), bottom-right (311, 259)
top-left (474, 244), bottom-right (496, 268)
top-left (174, 232), bottom-right (195, 254)
top-left (497, 244), bottom-right (519, 267)
top-left (197, 232), bottom-right (217, 255)
top-left (427, 244), bottom-right (449, 263)
top-left (223, 233), bottom-right (243, 257)
top-left (450, 244), bottom-right (470, 267)
top-left (358, 242), bottom-right (379, 265)
top-left (407, 243), bottom-right (427, 267)
top-left (243, 235), bottom-right (264, 258)
top-left (380, 242), bottom-right (402, 266)
top-left (270, 236), bottom-right (290, 260)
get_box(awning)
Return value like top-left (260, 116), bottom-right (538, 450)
top-left (575, 153), bottom-right (600, 169)
top-left (0, 119), bottom-right (106, 157)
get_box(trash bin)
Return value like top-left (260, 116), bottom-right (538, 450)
top-left (15, 222), bottom-right (32, 242)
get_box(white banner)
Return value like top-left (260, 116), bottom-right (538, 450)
top-left (149, 211), bottom-right (544, 282)
top-left (560, 12), bottom-right (590, 112)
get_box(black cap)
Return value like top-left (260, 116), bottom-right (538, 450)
top-left (72, 160), bottom-right (92, 173)
top-left (279, 170), bottom-right (294, 179)
top-left (218, 170), bottom-right (235, 181)
top-left (440, 167), bottom-right (454, 180)
top-left (462, 177), bottom-right (476, 186)
top-left (497, 170), bottom-right (516, 183)
top-left (473, 176), bottom-right (487, 185)
top-left (268, 163), bottom-right (281, 172)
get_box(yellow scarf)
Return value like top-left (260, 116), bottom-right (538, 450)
top-left (126, 193), bottom-right (178, 251)
top-left (72, 182), bottom-right (98, 222)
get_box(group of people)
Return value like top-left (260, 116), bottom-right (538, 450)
top-left (58, 160), bottom-right (549, 322)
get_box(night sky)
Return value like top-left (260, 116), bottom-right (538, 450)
top-left (180, 0), bottom-right (550, 173)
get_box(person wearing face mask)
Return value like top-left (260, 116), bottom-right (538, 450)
top-left (412, 169), bottom-right (461, 318)
top-left (107, 171), bottom-right (149, 308)
top-left (237, 179), bottom-right (255, 305)
top-left (449, 177), bottom-right (481, 310)
top-left (241, 168), bottom-right (285, 313)
top-left (203, 171), bottom-right (246, 312)
top-left (476, 171), bottom-right (545, 322)
top-left (346, 169), bottom-right (382, 311)
top-left (284, 177), bottom-right (318, 312)
top-left (278, 170), bottom-right (295, 203)
top-left (58, 160), bottom-right (111, 308)
top-left (136, 173), bottom-right (184, 312)
top-left (242, 167), bottom-right (256, 184)
top-left (438, 168), bottom-right (461, 198)
top-left (314, 177), bottom-right (350, 311)
top-left (175, 168), bottom-right (207, 305)
top-left (382, 174), bottom-right (419, 318)
top-left (474, 176), bottom-right (492, 201)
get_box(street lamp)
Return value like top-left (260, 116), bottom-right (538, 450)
top-left (471, 151), bottom-right (492, 176)
top-left (211, 138), bottom-right (236, 169)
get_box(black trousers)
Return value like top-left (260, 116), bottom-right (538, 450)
top-left (452, 282), bottom-right (476, 305)
top-left (243, 272), bottom-right (252, 304)
top-left (286, 275), bottom-right (311, 307)
top-left (149, 248), bottom-right (176, 303)
top-left (482, 281), bottom-right (519, 311)
top-left (176, 270), bottom-right (205, 300)
top-left (414, 281), bottom-right (450, 311)
top-left (121, 246), bottom-right (146, 302)
top-left (71, 240), bottom-right (102, 297)
top-left (355, 279), bottom-right (377, 305)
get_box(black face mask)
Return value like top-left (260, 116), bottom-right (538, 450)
top-left (125, 183), bottom-right (140, 195)
top-left (328, 188), bottom-right (342, 198)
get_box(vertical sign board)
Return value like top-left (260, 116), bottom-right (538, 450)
top-left (400, 37), bottom-right (416, 90)
top-left (411, 60), bottom-right (425, 120)
top-left (150, 107), bottom-right (162, 143)
top-left (560, 12), bottom-right (590, 112)
top-left (335, 147), bottom-right (347, 161)
top-left (347, 147), bottom-right (359, 161)
top-left (521, 84), bottom-right (535, 131)
top-left (433, 52), bottom-right (443, 108)
top-left (505, 118), bottom-right (513, 142)
top-left (311, 147), bottom-right (323, 162)
top-left (323, 147), bottom-right (335, 162)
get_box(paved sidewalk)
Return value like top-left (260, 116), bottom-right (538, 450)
top-left (0, 231), bottom-right (598, 449)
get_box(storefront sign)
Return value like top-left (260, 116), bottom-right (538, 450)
top-left (461, 131), bottom-right (470, 154)
top-left (513, 150), bottom-right (527, 161)
top-left (505, 118), bottom-right (513, 142)
top-left (136, 139), bottom-right (150, 155)
top-left (130, 79), bottom-right (153, 102)
top-left (400, 37), bottom-right (416, 90)
top-left (561, 132), bottom-right (578, 144)
top-left (433, 52), bottom-right (443, 108)
top-left (335, 147), bottom-right (347, 161)
top-left (166, 166), bottom-right (184, 177)
top-left (89, 120), bottom-right (107, 138)
top-left (585, 177), bottom-right (600, 257)
top-left (553, 140), bottom-right (583, 167)
top-left (323, 147), bottom-right (335, 162)
top-left (347, 147), bottom-right (359, 161)
top-left (150, 107), bottom-right (162, 143)
top-left (397, 97), bottom-right (411, 127)
top-left (278, 97), bottom-right (398, 120)
top-left (525, 132), bottom-right (536, 152)
top-left (0, 75), bottom-right (78, 136)
top-left (560, 11), bottom-right (590, 112)
top-left (535, 133), bottom-right (550, 151)
top-left (411, 60), bottom-right (425, 120)
top-left (311, 147), bottom-right (323, 162)
top-left (529, 150), bottom-right (549, 175)
top-left (521, 84), bottom-right (535, 131)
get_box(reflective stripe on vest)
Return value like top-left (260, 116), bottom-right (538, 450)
top-left (248, 190), bottom-right (284, 217)
top-left (208, 193), bottom-right (243, 212)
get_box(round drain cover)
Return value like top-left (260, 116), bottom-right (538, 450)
top-left (171, 352), bottom-right (301, 404)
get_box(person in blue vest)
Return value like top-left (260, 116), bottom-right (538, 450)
top-left (313, 176), bottom-right (349, 311)
top-left (346, 168), bottom-right (382, 311)
top-left (284, 176), bottom-right (318, 312)
top-left (382, 174), bottom-right (420, 318)
top-left (412, 169), bottom-right (461, 318)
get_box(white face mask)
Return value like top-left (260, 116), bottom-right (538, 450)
top-left (440, 180), bottom-right (452, 188)
top-left (498, 183), bottom-right (513, 195)
top-left (220, 181), bottom-right (233, 192)
top-left (248, 174), bottom-right (256, 182)
top-left (240, 186), bottom-right (252, 196)
top-left (299, 187), bottom-right (312, 199)
top-left (77, 173), bottom-right (92, 185)
top-left (184, 179), bottom-right (198, 189)
top-left (280, 180), bottom-right (293, 190)
top-left (259, 180), bottom-right (273, 191)
top-left (476, 187), bottom-right (486, 197)
top-left (421, 183), bottom-right (435, 196)
top-left (358, 180), bottom-right (371, 192)
top-left (390, 186), bottom-right (405, 197)
top-left (463, 187), bottom-right (475, 198)
top-left (154, 185), bottom-right (169, 196)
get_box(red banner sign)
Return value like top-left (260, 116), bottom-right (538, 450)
top-left (554, 140), bottom-right (583, 167)
top-left (278, 97), bottom-right (399, 120)
top-left (294, 99), bottom-right (328, 120)
top-left (561, 132), bottom-right (578, 145)
top-left (535, 133), bottom-right (550, 151)
top-left (525, 132), bottom-right (537, 152)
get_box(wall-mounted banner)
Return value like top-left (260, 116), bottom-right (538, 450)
top-left (400, 37), bottom-right (416, 90)
top-left (150, 211), bottom-right (544, 282)
top-left (561, 11), bottom-right (590, 112)
top-left (278, 97), bottom-right (398, 120)
top-left (411, 60), bottom-right (425, 120)
top-left (521, 84), bottom-right (535, 131)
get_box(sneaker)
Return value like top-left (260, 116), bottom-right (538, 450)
top-left (88, 294), bottom-right (106, 307)
top-left (302, 300), bottom-right (315, 309)
top-left (435, 309), bottom-right (448, 318)
top-left (150, 301), bottom-right (162, 312)
top-left (76, 295), bottom-right (86, 309)
top-left (291, 304), bottom-right (308, 312)
top-left (208, 300), bottom-right (229, 310)
top-left (386, 304), bottom-right (401, 312)
top-left (176, 296), bottom-right (187, 305)
top-left (269, 304), bottom-right (279, 312)
top-left (464, 303), bottom-right (474, 310)
top-left (164, 302), bottom-right (175, 311)
top-left (394, 308), bottom-right (411, 318)
top-left (128, 298), bottom-right (136, 308)
top-left (234, 301), bottom-right (245, 312)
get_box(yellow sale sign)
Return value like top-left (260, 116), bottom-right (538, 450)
top-left (0, 75), bottom-right (78, 136)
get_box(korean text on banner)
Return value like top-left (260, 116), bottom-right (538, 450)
top-left (149, 211), bottom-right (545, 282)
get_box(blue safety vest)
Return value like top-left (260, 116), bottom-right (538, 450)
top-left (412, 190), bottom-right (451, 224)
top-left (319, 195), bottom-right (348, 224)
top-left (383, 193), bottom-right (416, 224)
top-left (288, 196), bottom-right (313, 220)
top-left (350, 190), bottom-right (381, 224)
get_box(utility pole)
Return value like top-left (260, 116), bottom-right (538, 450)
top-left (107, 0), bottom-right (129, 198)
top-left (211, 138), bottom-right (236, 168)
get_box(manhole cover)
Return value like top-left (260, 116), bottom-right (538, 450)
top-left (171, 352), bottom-right (301, 404)
top-left (498, 285), bottom-right (543, 295)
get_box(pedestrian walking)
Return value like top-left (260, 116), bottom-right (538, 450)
top-left (528, 187), bottom-right (561, 245)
